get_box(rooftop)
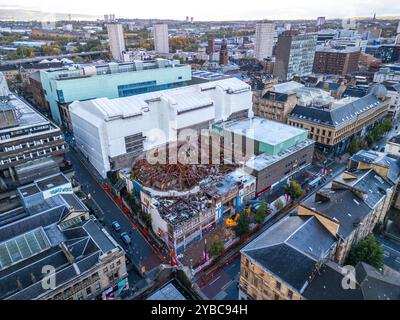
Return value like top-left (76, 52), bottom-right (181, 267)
top-left (289, 93), bottom-right (386, 127)
top-left (242, 214), bottom-right (336, 292)
top-left (273, 81), bottom-right (304, 94)
top-left (0, 178), bottom-right (120, 299)
top-left (0, 94), bottom-right (51, 135)
top-left (350, 150), bottom-right (400, 184)
top-left (214, 116), bottom-right (308, 152)
top-left (146, 280), bottom-right (190, 300)
top-left (44, 59), bottom-right (184, 81)
top-left (301, 186), bottom-right (371, 239)
top-left (316, 46), bottom-right (361, 54)
top-left (303, 261), bottom-right (400, 300)
top-left (70, 77), bottom-right (249, 122)
top-left (244, 139), bottom-right (314, 172)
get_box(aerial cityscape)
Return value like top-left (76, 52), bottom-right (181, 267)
top-left (1, 0), bottom-right (400, 308)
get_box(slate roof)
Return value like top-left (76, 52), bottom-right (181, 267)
top-left (262, 91), bottom-right (289, 103)
top-left (245, 244), bottom-right (317, 292)
top-left (302, 261), bottom-right (364, 300)
top-left (242, 215), bottom-right (336, 292)
top-left (356, 262), bottom-right (400, 300)
top-left (351, 150), bottom-right (400, 184)
top-left (289, 94), bottom-right (385, 127)
top-left (301, 187), bottom-right (371, 239)
top-left (303, 260), bottom-right (400, 300)
top-left (1, 218), bottom-right (116, 300)
top-left (0, 185), bottom-right (121, 300)
top-left (352, 170), bottom-right (393, 208)
top-left (342, 86), bottom-right (369, 98)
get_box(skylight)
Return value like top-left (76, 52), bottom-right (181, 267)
top-left (0, 228), bottom-right (50, 270)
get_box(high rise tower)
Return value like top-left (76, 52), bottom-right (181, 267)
top-left (254, 21), bottom-right (275, 61)
top-left (106, 23), bottom-right (126, 61)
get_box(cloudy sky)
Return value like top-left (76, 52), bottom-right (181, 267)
top-left (1, 0), bottom-right (400, 20)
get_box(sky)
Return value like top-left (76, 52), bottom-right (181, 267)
top-left (1, 0), bottom-right (400, 21)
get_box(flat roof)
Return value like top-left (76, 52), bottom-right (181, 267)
top-left (215, 117), bottom-right (308, 147)
top-left (35, 173), bottom-right (69, 192)
top-left (0, 94), bottom-right (49, 133)
top-left (146, 281), bottom-right (188, 300)
top-left (245, 139), bottom-right (314, 172)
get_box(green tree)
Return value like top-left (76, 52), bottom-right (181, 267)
top-left (285, 180), bottom-right (303, 199)
top-left (141, 212), bottom-right (152, 227)
top-left (234, 212), bottom-right (250, 238)
top-left (274, 198), bottom-right (284, 211)
top-left (381, 119), bottom-right (393, 133)
top-left (346, 235), bottom-right (384, 270)
top-left (254, 201), bottom-right (266, 224)
top-left (210, 236), bottom-right (225, 257)
top-left (347, 136), bottom-right (365, 155)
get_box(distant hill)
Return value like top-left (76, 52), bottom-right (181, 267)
top-left (0, 9), bottom-right (100, 21)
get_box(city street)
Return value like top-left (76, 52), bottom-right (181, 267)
top-left (65, 150), bottom-right (162, 284)
top-left (198, 256), bottom-right (241, 300)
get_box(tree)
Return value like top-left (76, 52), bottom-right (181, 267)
top-left (274, 198), bottom-right (284, 211)
top-left (285, 180), bottom-right (303, 199)
top-left (381, 119), bottom-right (393, 133)
top-left (141, 212), bottom-right (152, 227)
top-left (346, 235), bottom-right (384, 270)
top-left (210, 237), bottom-right (224, 257)
top-left (254, 201), bottom-right (266, 224)
top-left (234, 212), bottom-right (250, 238)
top-left (347, 136), bottom-right (365, 155)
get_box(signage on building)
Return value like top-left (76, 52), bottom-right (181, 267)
top-left (256, 185), bottom-right (271, 198)
top-left (42, 183), bottom-right (73, 199)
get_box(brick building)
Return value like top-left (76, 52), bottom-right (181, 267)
top-left (313, 47), bottom-right (360, 75)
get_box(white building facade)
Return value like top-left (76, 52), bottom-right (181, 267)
top-left (154, 24), bottom-right (169, 54)
top-left (70, 78), bottom-right (253, 177)
top-left (106, 23), bottom-right (126, 61)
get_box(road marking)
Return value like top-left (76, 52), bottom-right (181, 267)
top-left (208, 275), bottom-right (222, 286)
top-left (221, 280), bottom-right (233, 291)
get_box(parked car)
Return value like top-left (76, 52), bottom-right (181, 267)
top-left (380, 147), bottom-right (385, 152)
top-left (111, 221), bottom-right (121, 232)
top-left (121, 232), bottom-right (131, 245)
top-left (373, 145), bottom-right (379, 151)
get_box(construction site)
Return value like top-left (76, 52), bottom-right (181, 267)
top-left (126, 139), bottom-right (256, 260)
top-left (131, 139), bottom-right (236, 192)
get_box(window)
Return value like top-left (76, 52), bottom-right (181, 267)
top-left (253, 277), bottom-right (259, 288)
top-left (125, 133), bottom-right (144, 154)
top-left (275, 281), bottom-right (281, 291)
top-left (95, 282), bottom-right (101, 293)
top-left (288, 290), bottom-right (293, 300)
top-left (274, 293), bottom-right (280, 300)
top-left (103, 267), bottom-right (108, 273)
top-left (76, 290), bottom-right (83, 300)
top-left (86, 287), bottom-right (92, 296)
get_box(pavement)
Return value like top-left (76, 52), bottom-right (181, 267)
top-left (65, 150), bottom-right (161, 287)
